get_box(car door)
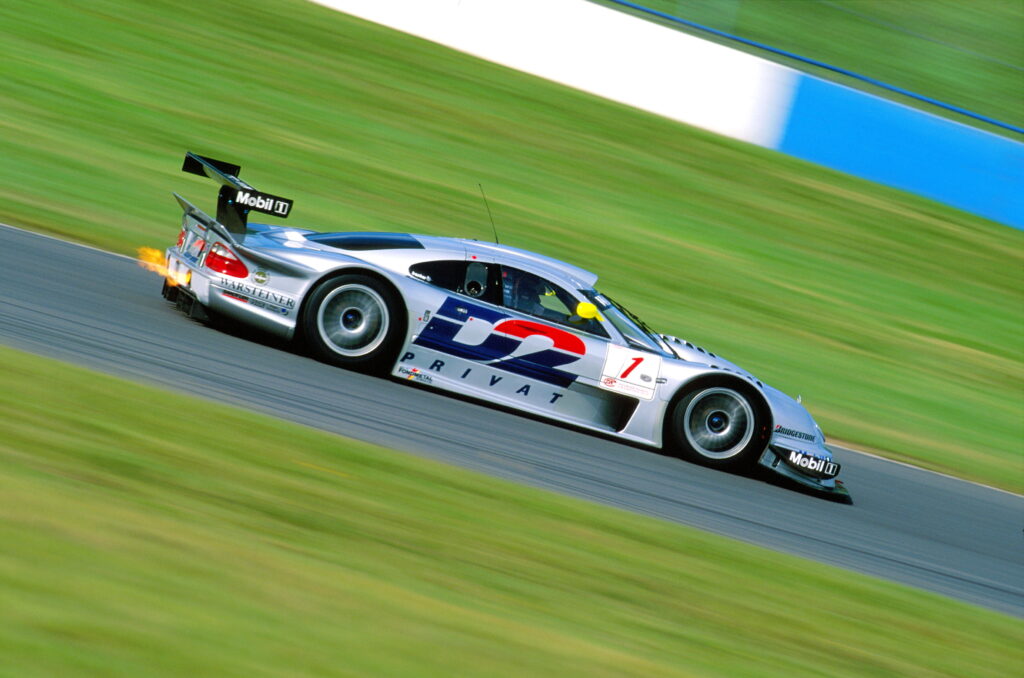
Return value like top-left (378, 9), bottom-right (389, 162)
top-left (402, 259), bottom-right (641, 431)
top-left (492, 265), bottom-right (608, 390)
top-left (407, 259), bottom-right (597, 384)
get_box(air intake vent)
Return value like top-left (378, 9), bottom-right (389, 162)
top-left (307, 232), bottom-right (424, 251)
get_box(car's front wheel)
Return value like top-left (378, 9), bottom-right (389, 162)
top-left (302, 273), bottom-right (405, 374)
top-left (666, 383), bottom-right (769, 470)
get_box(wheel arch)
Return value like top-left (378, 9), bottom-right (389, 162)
top-left (296, 265), bottom-right (407, 342)
top-left (662, 372), bottom-right (774, 453)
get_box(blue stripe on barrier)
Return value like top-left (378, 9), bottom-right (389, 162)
top-left (779, 75), bottom-right (1024, 228)
top-left (605, 0), bottom-right (1023, 137)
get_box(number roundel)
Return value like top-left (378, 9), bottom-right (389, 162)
top-left (599, 344), bottom-right (661, 401)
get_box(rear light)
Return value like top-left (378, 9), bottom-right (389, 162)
top-left (205, 242), bottom-right (249, 278)
top-left (176, 228), bottom-right (187, 249)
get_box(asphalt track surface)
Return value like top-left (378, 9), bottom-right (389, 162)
top-left (1, 224), bottom-right (1022, 617)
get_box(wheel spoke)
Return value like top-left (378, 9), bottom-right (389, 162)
top-left (681, 387), bottom-right (755, 460)
top-left (317, 284), bottom-right (390, 357)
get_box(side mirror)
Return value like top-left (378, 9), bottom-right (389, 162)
top-left (575, 302), bottom-right (602, 320)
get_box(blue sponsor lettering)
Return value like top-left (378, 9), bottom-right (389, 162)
top-left (395, 349), bottom-right (568, 407)
top-left (412, 297), bottom-right (585, 387)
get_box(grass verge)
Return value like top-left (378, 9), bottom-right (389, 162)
top-left (0, 345), bottom-right (1021, 677)
top-left (0, 0), bottom-right (1021, 491)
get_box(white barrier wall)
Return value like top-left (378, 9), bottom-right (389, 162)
top-left (313, 0), bottom-right (798, 148)
top-left (312, 0), bottom-right (1024, 227)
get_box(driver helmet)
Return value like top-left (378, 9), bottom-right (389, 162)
top-left (512, 274), bottom-right (544, 310)
top-left (503, 269), bottom-right (543, 310)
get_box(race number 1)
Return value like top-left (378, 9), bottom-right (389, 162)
top-left (600, 344), bottom-right (661, 400)
top-left (620, 357), bottom-right (644, 379)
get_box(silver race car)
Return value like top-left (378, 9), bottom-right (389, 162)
top-left (161, 153), bottom-right (850, 501)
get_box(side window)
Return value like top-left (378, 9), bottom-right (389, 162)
top-left (500, 266), bottom-right (608, 337)
top-left (464, 261), bottom-right (489, 300)
top-left (410, 260), bottom-right (501, 304)
top-left (410, 260), bottom-right (463, 293)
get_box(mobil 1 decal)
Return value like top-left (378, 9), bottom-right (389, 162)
top-left (412, 297), bottom-right (585, 387)
top-left (235, 189), bottom-right (292, 217)
top-left (600, 344), bottom-right (661, 400)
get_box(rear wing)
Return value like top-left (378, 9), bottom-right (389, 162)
top-left (179, 152), bottom-right (294, 236)
top-left (173, 153), bottom-right (310, 275)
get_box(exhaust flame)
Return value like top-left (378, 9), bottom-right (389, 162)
top-left (137, 247), bottom-right (188, 286)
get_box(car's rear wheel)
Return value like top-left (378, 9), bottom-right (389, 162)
top-left (302, 273), bottom-right (404, 374)
top-left (667, 383), bottom-right (769, 470)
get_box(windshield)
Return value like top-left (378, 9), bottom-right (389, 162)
top-left (583, 290), bottom-right (671, 355)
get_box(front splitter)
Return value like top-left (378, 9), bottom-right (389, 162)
top-left (758, 448), bottom-right (853, 504)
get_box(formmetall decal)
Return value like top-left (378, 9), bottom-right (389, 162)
top-left (397, 366), bottom-right (433, 384)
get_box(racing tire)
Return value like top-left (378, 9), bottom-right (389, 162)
top-left (666, 382), bottom-right (770, 470)
top-left (302, 273), bottom-right (405, 374)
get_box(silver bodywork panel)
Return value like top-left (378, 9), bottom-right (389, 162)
top-left (165, 212), bottom-right (844, 495)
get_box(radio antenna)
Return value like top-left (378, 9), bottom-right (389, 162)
top-left (478, 183), bottom-right (500, 245)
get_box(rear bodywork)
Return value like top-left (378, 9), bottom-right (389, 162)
top-left (162, 153), bottom-right (850, 502)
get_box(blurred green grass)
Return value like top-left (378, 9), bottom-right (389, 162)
top-left (0, 0), bottom-right (1021, 491)
top-left (610, 0), bottom-right (1024, 130)
top-left (1, 345), bottom-right (1021, 677)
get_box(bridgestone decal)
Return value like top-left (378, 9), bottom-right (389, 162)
top-left (774, 425), bottom-right (816, 441)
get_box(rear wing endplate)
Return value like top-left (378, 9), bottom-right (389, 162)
top-left (179, 152), bottom-right (294, 236)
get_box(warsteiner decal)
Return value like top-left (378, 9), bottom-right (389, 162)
top-left (218, 278), bottom-right (295, 309)
top-left (413, 297), bottom-right (585, 387)
top-left (220, 289), bottom-right (290, 315)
